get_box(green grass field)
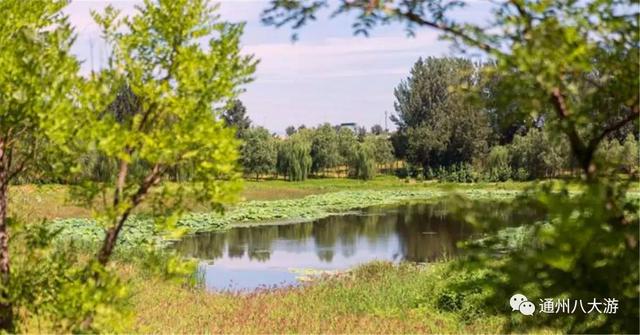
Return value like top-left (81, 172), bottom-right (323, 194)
top-left (7, 176), bottom-right (564, 222)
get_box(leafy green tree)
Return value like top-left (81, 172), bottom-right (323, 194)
top-left (277, 135), bottom-right (312, 181)
top-left (222, 99), bottom-right (252, 138)
top-left (309, 123), bottom-right (340, 175)
top-left (484, 146), bottom-right (511, 182)
top-left (596, 134), bottom-right (639, 176)
top-left (363, 135), bottom-right (395, 171)
top-left (393, 57), bottom-right (490, 173)
top-left (389, 131), bottom-right (408, 162)
top-left (621, 134), bottom-right (639, 175)
top-left (509, 128), bottom-right (568, 180)
top-left (370, 124), bottom-right (384, 135)
top-left (285, 125), bottom-right (297, 136)
top-left (0, 0), bottom-right (78, 329)
top-left (350, 143), bottom-right (376, 180)
top-left (242, 127), bottom-right (277, 180)
top-left (336, 127), bottom-right (358, 175)
top-left (27, 2), bottom-right (256, 329)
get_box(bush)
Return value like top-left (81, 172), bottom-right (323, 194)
top-left (484, 146), bottom-right (512, 182)
top-left (508, 128), bottom-right (569, 179)
top-left (454, 181), bottom-right (639, 333)
top-left (394, 166), bottom-right (409, 179)
top-left (596, 134), bottom-right (639, 175)
top-left (431, 163), bottom-right (478, 183)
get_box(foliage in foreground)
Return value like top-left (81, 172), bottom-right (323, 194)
top-left (10, 221), bottom-right (195, 333)
top-left (452, 181), bottom-right (639, 333)
top-left (2, 0), bottom-right (255, 331)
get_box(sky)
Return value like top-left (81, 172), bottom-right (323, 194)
top-left (65, 0), bottom-right (493, 134)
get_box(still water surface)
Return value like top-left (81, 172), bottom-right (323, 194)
top-left (173, 202), bottom-right (483, 291)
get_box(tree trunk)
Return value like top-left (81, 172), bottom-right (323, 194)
top-left (96, 164), bottom-right (161, 266)
top-left (0, 138), bottom-right (13, 331)
top-left (97, 215), bottom-right (128, 266)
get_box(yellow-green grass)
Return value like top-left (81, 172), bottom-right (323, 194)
top-left (128, 261), bottom-right (508, 334)
top-left (9, 176), bottom-right (567, 222)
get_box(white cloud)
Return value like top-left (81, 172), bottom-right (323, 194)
top-left (245, 32), bottom-right (442, 81)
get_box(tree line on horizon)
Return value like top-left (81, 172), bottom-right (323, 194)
top-left (219, 57), bottom-right (638, 183)
top-left (12, 56), bottom-right (638, 186)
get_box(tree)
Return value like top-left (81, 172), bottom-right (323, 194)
top-left (393, 57), bottom-right (490, 173)
top-left (276, 135), bottom-right (312, 181)
top-left (509, 128), bottom-right (569, 180)
top-left (370, 124), bottom-right (384, 135)
top-left (363, 135), bottom-right (395, 171)
top-left (309, 123), bottom-right (340, 175)
top-left (484, 146), bottom-right (511, 182)
top-left (242, 127), bottom-right (277, 180)
top-left (222, 99), bottom-right (252, 138)
top-left (285, 125), bottom-right (297, 136)
top-left (336, 127), bottom-right (358, 175)
top-left (350, 143), bottom-right (376, 180)
top-left (621, 134), bottom-right (639, 175)
top-left (37, 2), bottom-right (256, 328)
top-left (389, 131), bottom-right (408, 162)
top-left (596, 133), bottom-right (639, 175)
top-left (0, 0), bottom-right (78, 329)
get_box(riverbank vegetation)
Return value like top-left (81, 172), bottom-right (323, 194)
top-left (50, 188), bottom-right (523, 251)
top-left (129, 261), bottom-right (507, 333)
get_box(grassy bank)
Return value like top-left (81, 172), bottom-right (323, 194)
top-left (128, 261), bottom-right (509, 333)
top-left (8, 176), bottom-right (538, 222)
top-left (12, 176), bottom-right (636, 223)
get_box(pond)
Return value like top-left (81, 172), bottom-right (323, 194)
top-left (173, 202), bottom-right (487, 291)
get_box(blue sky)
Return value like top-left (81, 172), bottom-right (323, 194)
top-left (65, 1), bottom-right (493, 134)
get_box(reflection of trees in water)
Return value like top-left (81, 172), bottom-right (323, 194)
top-left (312, 218), bottom-right (338, 262)
top-left (174, 202), bottom-right (479, 263)
top-left (394, 203), bottom-right (469, 262)
top-left (226, 228), bottom-right (247, 258)
top-left (175, 231), bottom-right (226, 260)
top-left (246, 226), bottom-right (277, 262)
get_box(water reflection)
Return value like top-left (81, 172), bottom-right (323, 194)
top-left (173, 202), bottom-right (481, 290)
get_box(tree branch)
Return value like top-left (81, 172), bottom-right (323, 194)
top-left (98, 163), bottom-right (164, 265)
top-left (398, 9), bottom-right (496, 54)
top-left (589, 105), bottom-right (640, 151)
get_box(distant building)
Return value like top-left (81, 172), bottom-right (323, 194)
top-left (339, 122), bottom-right (357, 132)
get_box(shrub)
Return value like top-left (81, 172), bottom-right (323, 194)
top-left (484, 146), bottom-right (512, 182)
top-left (454, 181), bottom-right (639, 333)
top-left (431, 163), bottom-right (478, 183)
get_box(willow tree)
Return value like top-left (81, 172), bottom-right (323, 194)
top-left (0, 0), bottom-right (78, 330)
top-left (277, 137), bottom-right (312, 181)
